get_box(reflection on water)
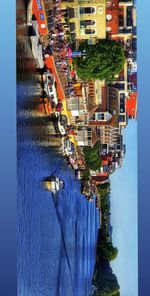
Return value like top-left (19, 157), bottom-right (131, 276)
top-left (17, 1), bottom-right (99, 295)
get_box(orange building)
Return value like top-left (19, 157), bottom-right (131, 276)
top-left (106, 0), bottom-right (119, 35)
top-left (126, 92), bottom-right (137, 119)
top-left (106, 0), bottom-right (134, 41)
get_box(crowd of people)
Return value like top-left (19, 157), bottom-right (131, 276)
top-left (42, 2), bottom-right (78, 98)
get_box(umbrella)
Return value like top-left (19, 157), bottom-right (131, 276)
top-left (69, 57), bottom-right (73, 65)
top-left (68, 47), bottom-right (72, 58)
top-left (70, 70), bottom-right (75, 77)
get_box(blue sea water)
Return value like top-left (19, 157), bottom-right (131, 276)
top-left (17, 5), bottom-right (99, 295)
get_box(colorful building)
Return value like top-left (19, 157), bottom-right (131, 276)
top-left (106, 0), bottom-right (136, 41)
top-left (100, 134), bottom-right (126, 174)
top-left (61, 0), bottom-right (106, 42)
top-left (104, 1), bottom-right (137, 127)
top-left (126, 91), bottom-right (137, 118)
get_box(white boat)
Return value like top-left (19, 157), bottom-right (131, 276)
top-left (27, 0), bottom-right (33, 26)
top-left (57, 119), bottom-right (66, 136)
top-left (29, 20), bottom-right (44, 69)
top-left (62, 139), bottom-right (74, 156)
top-left (44, 71), bottom-right (58, 104)
top-left (43, 176), bottom-right (65, 195)
top-left (53, 114), bottom-right (68, 136)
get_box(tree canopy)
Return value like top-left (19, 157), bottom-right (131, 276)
top-left (98, 240), bottom-right (118, 262)
top-left (93, 258), bottom-right (120, 296)
top-left (83, 142), bottom-right (101, 171)
top-left (74, 40), bottom-right (125, 82)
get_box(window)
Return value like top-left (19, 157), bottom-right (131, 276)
top-left (119, 75), bottom-right (124, 81)
top-left (80, 20), bottom-right (95, 27)
top-left (80, 7), bottom-right (95, 14)
top-left (117, 83), bottom-right (125, 90)
top-left (106, 27), bottom-right (112, 32)
top-left (111, 91), bottom-right (116, 97)
top-left (106, 14), bottom-right (112, 21)
top-left (119, 28), bottom-right (132, 34)
top-left (119, 15), bottom-right (124, 27)
top-left (120, 93), bottom-right (125, 100)
top-left (40, 14), bottom-right (44, 20)
top-left (120, 94), bottom-right (125, 113)
top-left (85, 29), bottom-right (95, 35)
top-left (97, 113), bottom-right (105, 121)
top-left (89, 114), bottom-right (95, 121)
top-left (98, 6), bottom-right (103, 14)
top-left (106, 2), bottom-right (111, 8)
top-left (37, 0), bottom-right (42, 10)
top-left (112, 83), bottom-right (125, 90)
top-left (119, 115), bottom-right (125, 122)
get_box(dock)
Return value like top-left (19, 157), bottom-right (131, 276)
top-left (29, 20), bottom-right (44, 69)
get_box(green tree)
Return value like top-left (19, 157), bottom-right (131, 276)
top-left (83, 142), bottom-right (101, 171)
top-left (103, 243), bottom-right (118, 261)
top-left (82, 169), bottom-right (90, 181)
top-left (75, 40), bottom-right (125, 82)
top-left (93, 260), bottom-right (120, 296)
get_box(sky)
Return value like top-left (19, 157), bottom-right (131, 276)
top-left (110, 120), bottom-right (138, 296)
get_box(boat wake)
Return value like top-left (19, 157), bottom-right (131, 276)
top-left (52, 196), bottom-right (75, 296)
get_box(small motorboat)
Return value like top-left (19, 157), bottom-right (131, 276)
top-left (43, 176), bottom-right (65, 195)
top-left (53, 113), bottom-right (67, 137)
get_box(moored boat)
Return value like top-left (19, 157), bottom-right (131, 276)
top-left (27, 0), bottom-right (33, 26)
top-left (43, 176), bottom-right (65, 195)
top-left (53, 114), bottom-right (68, 136)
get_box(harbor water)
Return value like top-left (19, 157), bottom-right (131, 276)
top-left (17, 1), bottom-right (99, 295)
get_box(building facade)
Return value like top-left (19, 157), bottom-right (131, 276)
top-left (61, 0), bottom-right (106, 41)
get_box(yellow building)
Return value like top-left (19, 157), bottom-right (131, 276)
top-left (61, 0), bottom-right (106, 42)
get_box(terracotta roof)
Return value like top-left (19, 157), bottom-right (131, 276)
top-left (88, 81), bottom-right (97, 112)
top-left (89, 86), bottom-right (108, 115)
top-left (96, 86), bottom-right (108, 112)
top-left (91, 129), bottom-right (100, 147)
top-left (108, 88), bottom-right (119, 127)
top-left (89, 116), bottom-right (118, 127)
top-left (102, 160), bottom-right (108, 166)
top-left (88, 86), bottom-right (119, 127)
top-left (91, 176), bottom-right (109, 184)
